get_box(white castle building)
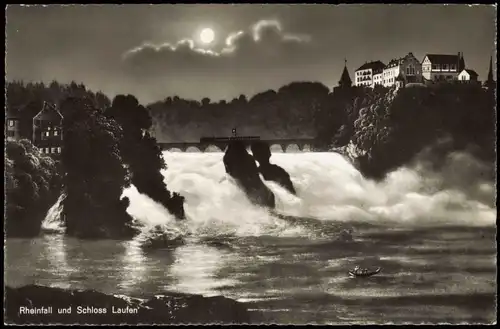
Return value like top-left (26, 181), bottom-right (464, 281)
top-left (353, 51), bottom-right (481, 89)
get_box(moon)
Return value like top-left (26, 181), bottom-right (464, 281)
top-left (200, 28), bottom-right (215, 44)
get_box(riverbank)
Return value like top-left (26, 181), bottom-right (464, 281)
top-left (5, 285), bottom-right (253, 324)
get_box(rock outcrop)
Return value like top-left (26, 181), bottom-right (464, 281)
top-left (223, 141), bottom-right (275, 208)
top-left (251, 141), bottom-right (297, 195)
top-left (5, 285), bottom-right (252, 325)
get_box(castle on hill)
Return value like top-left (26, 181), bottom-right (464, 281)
top-left (336, 52), bottom-right (495, 90)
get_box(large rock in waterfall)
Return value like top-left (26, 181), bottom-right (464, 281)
top-left (5, 285), bottom-right (253, 324)
top-left (251, 141), bottom-right (296, 195)
top-left (223, 141), bottom-right (275, 208)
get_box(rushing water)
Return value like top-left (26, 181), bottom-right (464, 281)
top-left (5, 151), bottom-right (497, 324)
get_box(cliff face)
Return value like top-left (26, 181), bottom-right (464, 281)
top-left (5, 285), bottom-right (253, 325)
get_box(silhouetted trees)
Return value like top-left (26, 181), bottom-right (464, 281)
top-left (105, 95), bottom-right (186, 220)
top-left (147, 81), bottom-right (330, 141)
top-left (7, 81), bottom-right (110, 113)
top-left (59, 96), bottom-right (138, 238)
top-left (5, 139), bottom-right (63, 237)
top-left (333, 83), bottom-right (496, 179)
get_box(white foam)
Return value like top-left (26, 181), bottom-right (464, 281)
top-left (42, 151), bottom-right (497, 239)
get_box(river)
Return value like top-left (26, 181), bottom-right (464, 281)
top-left (4, 150), bottom-right (497, 324)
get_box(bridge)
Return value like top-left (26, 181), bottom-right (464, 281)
top-left (158, 136), bottom-right (317, 152)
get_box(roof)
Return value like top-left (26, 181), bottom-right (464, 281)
top-left (385, 58), bottom-right (403, 68)
top-left (462, 69), bottom-right (478, 77)
top-left (339, 65), bottom-right (352, 86)
top-left (424, 54), bottom-right (460, 65)
top-left (33, 102), bottom-right (64, 121)
top-left (356, 61), bottom-right (386, 72)
top-left (385, 53), bottom-right (418, 69)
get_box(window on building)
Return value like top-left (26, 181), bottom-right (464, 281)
top-left (450, 64), bottom-right (456, 71)
top-left (7, 131), bottom-right (15, 137)
top-left (45, 131), bottom-right (50, 137)
top-left (48, 126), bottom-right (52, 130)
top-left (443, 64), bottom-right (448, 70)
top-left (432, 64), bottom-right (438, 70)
top-left (406, 65), bottom-right (415, 75)
top-left (57, 147), bottom-right (62, 154)
top-left (8, 120), bottom-right (14, 127)
top-left (54, 130), bottom-right (59, 136)
top-left (45, 148), bottom-right (49, 153)
top-left (51, 147), bottom-right (56, 154)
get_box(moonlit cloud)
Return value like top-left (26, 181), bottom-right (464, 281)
top-left (122, 19), bottom-right (310, 62)
top-left (118, 19), bottom-right (316, 102)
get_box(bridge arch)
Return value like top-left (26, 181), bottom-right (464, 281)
top-left (165, 147), bottom-right (183, 152)
top-left (186, 146), bottom-right (201, 153)
top-left (285, 143), bottom-right (302, 153)
top-left (203, 144), bottom-right (224, 152)
top-left (270, 144), bottom-right (284, 152)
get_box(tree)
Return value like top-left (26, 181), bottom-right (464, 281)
top-left (61, 96), bottom-right (136, 238)
top-left (106, 94), bottom-right (186, 220)
top-left (5, 139), bottom-right (63, 237)
top-left (201, 97), bottom-right (211, 106)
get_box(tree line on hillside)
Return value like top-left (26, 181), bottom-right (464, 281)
top-left (147, 81), bottom-right (331, 141)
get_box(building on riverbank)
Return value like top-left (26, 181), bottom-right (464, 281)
top-left (32, 102), bottom-right (64, 155)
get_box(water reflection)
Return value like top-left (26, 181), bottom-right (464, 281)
top-left (119, 239), bottom-right (149, 292)
top-left (169, 244), bottom-right (238, 296)
top-left (5, 224), bottom-right (496, 323)
top-left (41, 235), bottom-right (77, 289)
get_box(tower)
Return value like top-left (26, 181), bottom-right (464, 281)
top-left (484, 55), bottom-right (495, 89)
top-left (487, 55), bottom-right (494, 82)
top-left (338, 58), bottom-right (352, 88)
top-left (459, 52), bottom-right (465, 71)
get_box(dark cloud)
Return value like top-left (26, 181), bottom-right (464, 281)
top-left (6, 4), bottom-right (496, 104)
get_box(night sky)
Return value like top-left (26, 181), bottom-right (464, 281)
top-left (6, 4), bottom-right (497, 104)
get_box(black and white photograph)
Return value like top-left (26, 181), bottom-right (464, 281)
top-left (4, 4), bottom-right (497, 325)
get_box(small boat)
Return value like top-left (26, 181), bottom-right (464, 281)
top-left (348, 266), bottom-right (382, 278)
